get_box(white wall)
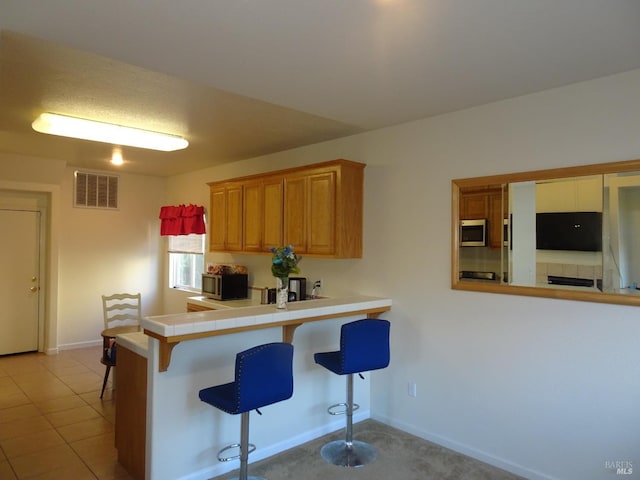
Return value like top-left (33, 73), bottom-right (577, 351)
top-left (165, 69), bottom-right (640, 480)
top-left (1, 158), bottom-right (168, 352)
top-left (56, 167), bottom-right (166, 348)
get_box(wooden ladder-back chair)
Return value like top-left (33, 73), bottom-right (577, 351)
top-left (100, 293), bottom-right (142, 398)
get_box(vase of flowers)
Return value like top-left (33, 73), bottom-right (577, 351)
top-left (270, 245), bottom-right (301, 309)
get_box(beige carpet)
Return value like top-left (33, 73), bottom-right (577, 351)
top-left (212, 419), bottom-right (524, 480)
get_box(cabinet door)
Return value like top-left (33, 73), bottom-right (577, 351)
top-left (115, 346), bottom-right (147, 480)
top-left (537, 176), bottom-right (603, 213)
top-left (209, 186), bottom-right (227, 251)
top-left (243, 181), bottom-right (263, 252)
top-left (307, 171), bottom-right (336, 255)
top-left (210, 184), bottom-right (243, 252)
top-left (576, 176), bottom-right (603, 211)
top-left (226, 185), bottom-right (243, 251)
top-left (263, 178), bottom-right (283, 250)
top-left (461, 192), bottom-right (489, 219)
top-left (283, 175), bottom-right (308, 253)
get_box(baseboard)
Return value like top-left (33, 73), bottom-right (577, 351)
top-left (57, 339), bottom-right (102, 350)
top-left (179, 410), bottom-right (370, 480)
top-left (371, 413), bottom-right (557, 480)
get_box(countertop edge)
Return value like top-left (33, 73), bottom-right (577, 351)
top-left (116, 331), bottom-right (149, 358)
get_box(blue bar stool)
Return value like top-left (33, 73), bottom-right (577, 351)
top-left (199, 342), bottom-right (294, 480)
top-left (314, 318), bottom-right (390, 467)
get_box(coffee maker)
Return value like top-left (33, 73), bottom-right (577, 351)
top-left (288, 277), bottom-right (307, 301)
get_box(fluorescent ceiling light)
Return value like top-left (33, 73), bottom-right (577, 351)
top-left (32, 112), bottom-right (189, 151)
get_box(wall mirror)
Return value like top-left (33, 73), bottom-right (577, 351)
top-left (451, 159), bottom-right (640, 306)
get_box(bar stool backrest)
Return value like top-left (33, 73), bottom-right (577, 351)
top-left (236, 342), bottom-right (294, 413)
top-left (341, 319), bottom-right (390, 374)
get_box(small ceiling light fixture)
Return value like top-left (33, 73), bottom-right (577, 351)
top-left (32, 112), bottom-right (189, 152)
top-left (111, 148), bottom-right (124, 166)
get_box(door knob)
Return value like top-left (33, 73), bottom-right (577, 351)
top-left (30, 286), bottom-right (38, 292)
top-left (32, 276), bottom-right (37, 282)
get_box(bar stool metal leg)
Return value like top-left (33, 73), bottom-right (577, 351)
top-left (320, 373), bottom-right (378, 467)
top-left (219, 412), bottom-right (264, 480)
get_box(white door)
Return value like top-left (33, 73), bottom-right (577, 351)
top-left (0, 209), bottom-right (40, 355)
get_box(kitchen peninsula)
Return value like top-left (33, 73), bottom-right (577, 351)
top-left (115, 296), bottom-right (392, 480)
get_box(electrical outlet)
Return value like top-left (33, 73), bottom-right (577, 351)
top-left (408, 382), bottom-right (417, 398)
top-left (314, 279), bottom-right (322, 289)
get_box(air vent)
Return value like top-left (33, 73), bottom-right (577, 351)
top-left (74, 171), bottom-right (119, 209)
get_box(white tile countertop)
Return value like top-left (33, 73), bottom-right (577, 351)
top-left (115, 331), bottom-right (149, 358)
top-left (143, 295), bottom-right (392, 372)
top-left (187, 295), bottom-right (263, 309)
top-left (144, 295), bottom-right (392, 338)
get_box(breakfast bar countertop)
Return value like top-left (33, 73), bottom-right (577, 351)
top-left (143, 295), bottom-right (392, 372)
top-left (115, 331), bottom-right (149, 358)
top-left (186, 295), bottom-right (262, 310)
top-left (144, 295), bottom-right (392, 338)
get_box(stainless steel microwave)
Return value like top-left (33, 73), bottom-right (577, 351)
top-left (460, 219), bottom-right (487, 247)
top-left (202, 273), bottom-right (248, 300)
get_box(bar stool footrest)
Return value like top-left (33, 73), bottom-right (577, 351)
top-left (327, 402), bottom-right (360, 415)
top-left (217, 442), bottom-right (256, 462)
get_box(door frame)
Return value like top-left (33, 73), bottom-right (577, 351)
top-left (0, 183), bottom-right (60, 354)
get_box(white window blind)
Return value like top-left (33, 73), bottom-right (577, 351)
top-left (168, 234), bottom-right (205, 290)
top-left (168, 234), bottom-right (204, 254)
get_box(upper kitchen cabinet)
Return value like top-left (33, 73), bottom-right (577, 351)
top-left (460, 190), bottom-right (489, 219)
top-left (536, 175), bottom-right (603, 213)
top-left (460, 185), bottom-right (507, 249)
top-left (284, 169), bottom-right (337, 256)
top-left (208, 159), bottom-right (365, 258)
top-left (209, 183), bottom-right (243, 252)
top-left (242, 175), bottom-right (284, 253)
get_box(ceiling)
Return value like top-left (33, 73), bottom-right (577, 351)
top-left (1, 0), bottom-right (640, 177)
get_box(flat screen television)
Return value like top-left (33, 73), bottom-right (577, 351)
top-left (536, 211), bottom-right (602, 252)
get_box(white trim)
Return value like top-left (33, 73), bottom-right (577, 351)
top-left (371, 413), bottom-right (557, 480)
top-left (57, 340), bottom-right (102, 350)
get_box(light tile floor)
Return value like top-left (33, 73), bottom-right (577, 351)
top-left (0, 346), bottom-right (135, 479)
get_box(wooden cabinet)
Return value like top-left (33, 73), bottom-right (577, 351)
top-left (283, 169), bottom-right (337, 255)
top-left (460, 191), bottom-right (489, 219)
top-left (208, 159), bottom-right (364, 258)
top-left (283, 174), bottom-right (307, 252)
top-left (242, 176), bottom-right (284, 253)
top-left (262, 178), bottom-right (284, 250)
top-left (209, 183), bottom-right (243, 252)
top-left (536, 176), bottom-right (602, 213)
top-left (460, 185), bottom-right (508, 249)
top-left (186, 302), bottom-right (215, 312)
top-left (115, 345), bottom-right (147, 480)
